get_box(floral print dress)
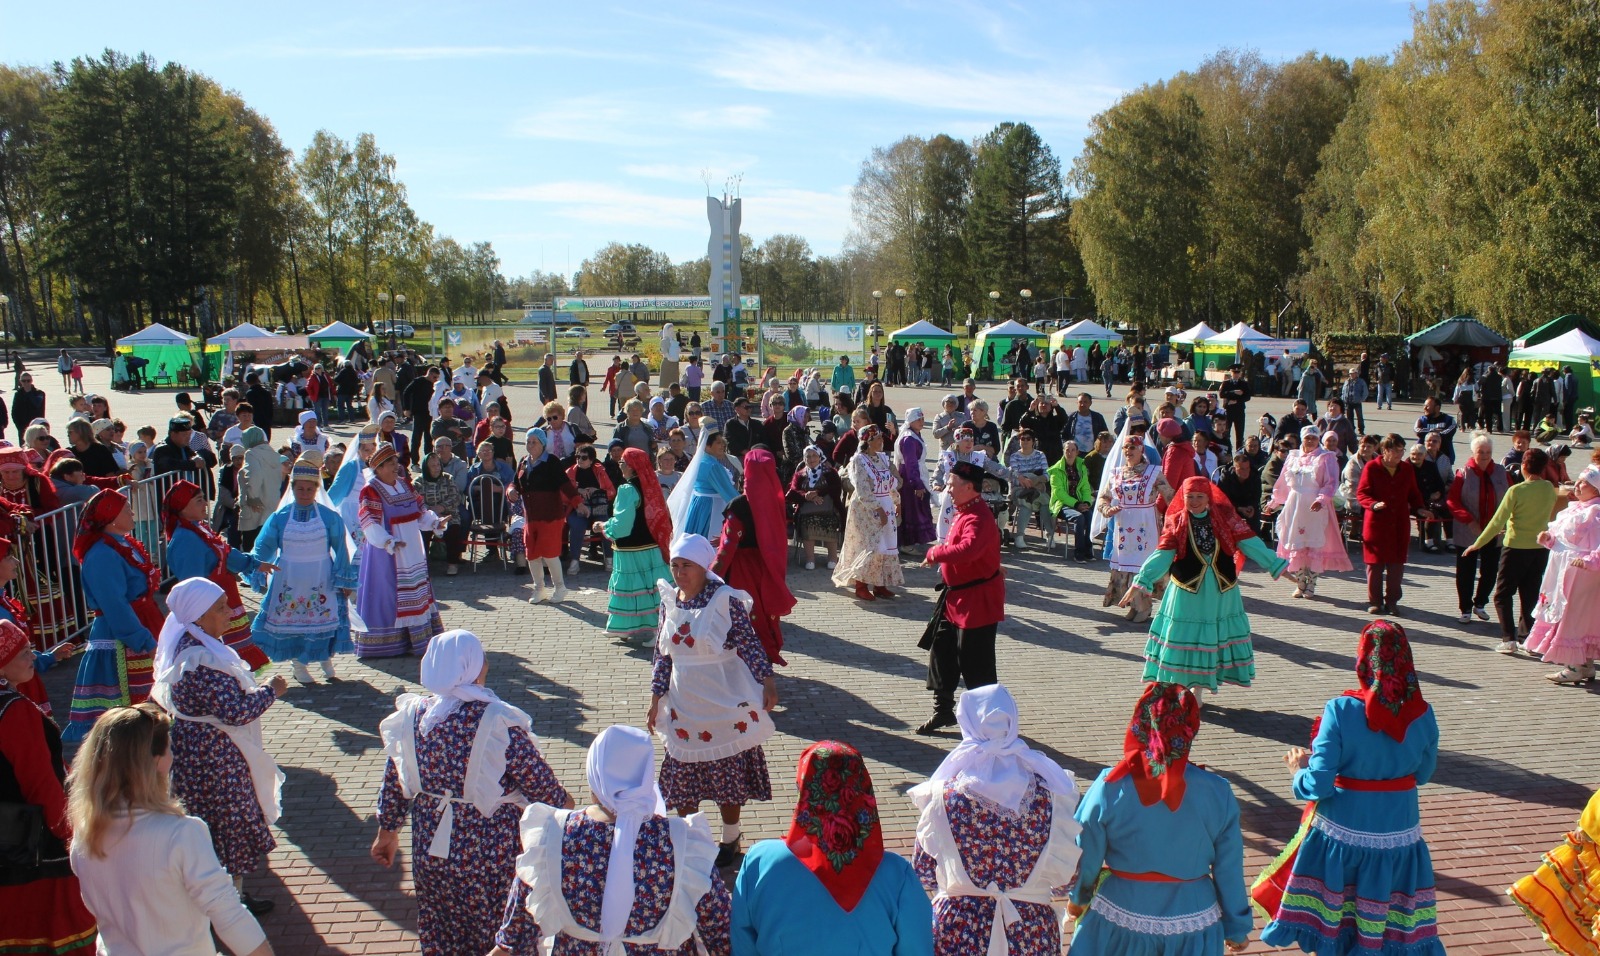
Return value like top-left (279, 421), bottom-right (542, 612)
top-left (1108, 464), bottom-right (1166, 573)
top-left (377, 700), bottom-right (570, 956)
top-left (495, 813), bottom-right (733, 955)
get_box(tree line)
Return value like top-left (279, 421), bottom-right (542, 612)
top-left (0, 49), bottom-right (506, 346)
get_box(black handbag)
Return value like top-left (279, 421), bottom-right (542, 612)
top-left (0, 800), bottom-right (63, 885)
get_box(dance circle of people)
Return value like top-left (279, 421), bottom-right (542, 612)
top-left (4, 354), bottom-right (1600, 956)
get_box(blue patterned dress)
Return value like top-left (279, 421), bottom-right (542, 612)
top-left (166, 633), bottom-right (279, 876)
top-left (1259, 696), bottom-right (1443, 956)
top-left (650, 583), bottom-right (772, 809)
top-left (377, 700), bottom-right (570, 956)
top-left (495, 813), bottom-right (733, 955)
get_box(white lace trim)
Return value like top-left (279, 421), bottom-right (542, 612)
top-left (1311, 814), bottom-right (1423, 850)
top-left (1088, 895), bottom-right (1220, 935)
top-left (951, 773), bottom-right (1041, 822)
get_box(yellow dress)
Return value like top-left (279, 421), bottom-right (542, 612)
top-left (1510, 790), bottom-right (1600, 955)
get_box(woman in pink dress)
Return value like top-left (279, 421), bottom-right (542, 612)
top-left (1266, 425), bottom-right (1352, 599)
top-left (1524, 465), bottom-right (1600, 684)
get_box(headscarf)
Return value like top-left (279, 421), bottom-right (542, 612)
top-left (904, 406), bottom-right (925, 425)
top-left (417, 630), bottom-right (497, 737)
top-left (857, 424), bottom-right (884, 451)
top-left (784, 740), bottom-right (884, 912)
top-left (788, 404), bottom-right (809, 428)
top-left (666, 428), bottom-right (737, 536)
top-left (910, 683), bottom-right (1076, 814)
top-left (1346, 620), bottom-right (1427, 742)
top-left (1105, 682), bottom-right (1201, 811)
top-left (0, 446), bottom-right (28, 471)
top-left (241, 426), bottom-right (267, 449)
top-left (668, 533), bottom-right (722, 584)
top-left (524, 427), bottom-right (549, 467)
top-left (586, 725), bottom-right (668, 943)
top-left (739, 449), bottom-right (796, 616)
top-left (153, 577), bottom-right (232, 682)
top-left (72, 489), bottom-right (129, 562)
top-left (0, 619), bottom-right (26, 668)
top-left (1156, 476), bottom-right (1256, 571)
top-left (1300, 424), bottom-right (1321, 441)
top-left (162, 479), bottom-right (206, 538)
top-left (298, 410), bottom-right (318, 426)
top-left (622, 447), bottom-right (673, 560)
top-left (1578, 464), bottom-right (1600, 494)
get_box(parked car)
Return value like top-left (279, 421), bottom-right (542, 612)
top-left (603, 322), bottom-right (641, 345)
top-left (864, 324), bottom-right (884, 337)
top-left (371, 321), bottom-right (416, 338)
top-left (560, 326), bottom-right (593, 338)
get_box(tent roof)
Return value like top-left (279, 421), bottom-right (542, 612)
top-left (1169, 321), bottom-right (1217, 346)
top-left (978, 320), bottom-right (1045, 338)
top-left (116, 322), bottom-right (195, 345)
top-left (1058, 319), bottom-right (1122, 341)
top-left (307, 320), bottom-right (374, 341)
top-left (887, 319), bottom-right (956, 340)
top-left (1405, 315), bottom-right (1509, 348)
top-left (1202, 322), bottom-right (1272, 346)
top-left (1511, 327), bottom-right (1600, 361)
top-left (1514, 314), bottom-right (1600, 350)
top-left (214, 322), bottom-right (279, 341)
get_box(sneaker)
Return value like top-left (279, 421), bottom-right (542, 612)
top-left (804, 561), bottom-right (815, 571)
top-left (1458, 613), bottom-right (1472, 624)
top-left (318, 660), bottom-right (337, 681)
top-left (566, 560), bottom-right (580, 576)
top-left (1495, 640), bottom-right (1520, 655)
top-left (1473, 606), bottom-right (1490, 621)
top-left (291, 662), bottom-right (314, 685)
top-left (826, 559), bottom-right (837, 570)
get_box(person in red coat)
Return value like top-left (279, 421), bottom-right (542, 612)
top-left (1356, 433), bottom-right (1425, 615)
top-left (917, 460), bottom-right (1005, 735)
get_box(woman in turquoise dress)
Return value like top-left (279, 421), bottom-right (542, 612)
top-left (600, 447), bottom-right (673, 640)
top-left (1257, 620), bottom-right (1444, 956)
top-left (1121, 475), bottom-right (1288, 700)
top-left (1068, 682), bottom-right (1253, 955)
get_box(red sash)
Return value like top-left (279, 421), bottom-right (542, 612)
top-left (1108, 868), bottom-right (1201, 883)
top-left (1335, 774), bottom-right (1416, 791)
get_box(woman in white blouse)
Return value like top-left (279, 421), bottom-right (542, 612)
top-left (68, 702), bottom-right (271, 956)
top-left (366, 382), bottom-right (395, 425)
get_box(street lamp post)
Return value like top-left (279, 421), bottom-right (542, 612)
top-left (1019, 288), bottom-right (1032, 325)
top-left (988, 290), bottom-right (1000, 322)
top-left (377, 291), bottom-right (391, 330)
top-left (871, 290), bottom-right (883, 349)
top-left (894, 289), bottom-right (907, 332)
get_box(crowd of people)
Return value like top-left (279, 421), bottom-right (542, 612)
top-left (0, 337), bottom-right (1594, 956)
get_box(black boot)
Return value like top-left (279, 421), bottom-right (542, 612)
top-left (916, 703), bottom-right (957, 735)
top-left (239, 891), bottom-right (275, 916)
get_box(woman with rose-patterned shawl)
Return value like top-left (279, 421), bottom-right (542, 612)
top-left (911, 683), bottom-right (1082, 956)
top-left (491, 724), bottom-right (733, 956)
top-left (647, 533), bottom-right (776, 871)
top-left (1067, 682), bottom-right (1253, 956)
top-left (373, 630), bottom-right (572, 956)
top-left (730, 740), bottom-right (933, 955)
top-left (1257, 620), bottom-right (1443, 956)
top-left (63, 490), bottom-right (166, 742)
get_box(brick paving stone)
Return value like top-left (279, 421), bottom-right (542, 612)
top-left (41, 365), bottom-right (1588, 953)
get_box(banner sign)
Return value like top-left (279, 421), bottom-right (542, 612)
top-left (1197, 337), bottom-right (1310, 356)
top-left (757, 323), bottom-right (865, 370)
top-left (554, 295), bottom-right (761, 313)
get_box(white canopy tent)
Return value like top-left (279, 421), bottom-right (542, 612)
top-left (1048, 319), bottom-right (1123, 351)
top-left (1169, 322), bottom-right (1217, 347)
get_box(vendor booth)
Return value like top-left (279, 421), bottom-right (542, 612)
top-left (1169, 321), bottom-right (1217, 349)
top-left (1048, 318), bottom-right (1123, 353)
top-left (1514, 314), bottom-right (1600, 350)
top-left (1508, 327), bottom-right (1600, 412)
top-left (973, 319), bottom-right (1050, 379)
top-left (307, 320), bottom-right (375, 357)
top-left (887, 319), bottom-right (958, 350)
top-left (203, 322), bottom-right (283, 380)
top-left (1193, 322), bottom-right (1274, 375)
top-left (114, 323), bottom-right (200, 389)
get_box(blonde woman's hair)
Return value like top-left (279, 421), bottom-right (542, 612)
top-left (67, 702), bottom-right (182, 858)
top-left (542, 400), bottom-right (565, 419)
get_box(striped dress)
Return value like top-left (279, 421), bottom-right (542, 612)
top-left (63, 536), bottom-right (164, 741)
top-left (354, 477), bottom-right (444, 658)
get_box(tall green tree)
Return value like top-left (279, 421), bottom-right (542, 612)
top-left (966, 122), bottom-right (1072, 322)
top-left (912, 134), bottom-right (973, 328)
top-left (0, 65), bottom-right (55, 339)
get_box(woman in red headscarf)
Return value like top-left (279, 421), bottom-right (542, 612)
top-left (0, 537), bottom-right (77, 719)
top-left (62, 490), bottom-right (166, 742)
top-left (164, 480), bottom-right (275, 673)
top-left (598, 446), bottom-right (674, 641)
top-left (714, 448), bottom-right (797, 665)
top-left (731, 740), bottom-right (933, 954)
top-left (1120, 475), bottom-right (1289, 700)
top-left (0, 444), bottom-right (73, 651)
top-left (1067, 683), bottom-right (1253, 954)
top-left (1258, 621), bottom-right (1443, 955)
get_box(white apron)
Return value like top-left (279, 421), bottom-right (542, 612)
top-left (655, 582), bottom-right (774, 763)
top-left (378, 693), bottom-right (534, 858)
top-left (514, 803), bottom-right (716, 956)
top-left (914, 781), bottom-right (1082, 955)
top-left (152, 645), bottom-right (284, 826)
top-left (259, 511), bottom-right (340, 634)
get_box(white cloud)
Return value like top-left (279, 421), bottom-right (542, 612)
top-left (509, 98), bottom-right (772, 144)
top-left (679, 105), bottom-right (771, 130)
top-left (621, 157), bottom-right (760, 185)
top-left (707, 35), bottom-right (1122, 125)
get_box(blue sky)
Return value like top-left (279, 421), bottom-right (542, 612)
top-left (4, 1), bottom-right (1421, 277)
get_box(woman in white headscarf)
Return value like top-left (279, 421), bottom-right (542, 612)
top-left (667, 427), bottom-right (741, 541)
top-left (492, 725), bottom-right (732, 955)
top-left (910, 684), bottom-right (1082, 956)
top-left (659, 323), bottom-right (682, 389)
top-left (373, 630), bottom-right (572, 956)
top-left (151, 576), bottom-right (289, 915)
top-left (290, 409), bottom-right (329, 459)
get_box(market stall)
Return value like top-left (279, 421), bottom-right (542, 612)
top-left (114, 323), bottom-right (200, 389)
top-left (973, 319), bottom-right (1050, 379)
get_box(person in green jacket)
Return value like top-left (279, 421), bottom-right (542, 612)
top-left (1048, 441), bottom-right (1096, 560)
top-left (1463, 446), bottom-right (1557, 654)
top-left (829, 355), bottom-right (856, 394)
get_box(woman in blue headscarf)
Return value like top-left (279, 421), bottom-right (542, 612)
top-left (667, 427), bottom-right (740, 542)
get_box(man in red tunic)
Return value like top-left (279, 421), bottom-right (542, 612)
top-left (917, 460), bottom-right (1005, 734)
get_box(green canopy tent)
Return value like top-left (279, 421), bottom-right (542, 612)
top-left (307, 320), bottom-right (375, 358)
top-left (115, 323), bottom-right (200, 388)
top-left (1513, 314), bottom-right (1600, 350)
top-left (1508, 327), bottom-right (1600, 412)
top-left (973, 320), bottom-right (1049, 379)
top-left (887, 319), bottom-right (958, 350)
top-left (1194, 322), bottom-right (1272, 375)
top-left (1048, 318), bottom-right (1123, 352)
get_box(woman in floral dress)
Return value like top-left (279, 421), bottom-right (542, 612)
top-left (648, 534), bottom-right (777, 869)
top-left (1097, 435), bottom-right (1173, 623)
top-left (355, 442), bottom-right (447, 657)
top-left (152, 577), bottom-right (288, 915)
top-left (249, 456), bottom-right (355, 684)
top-left (832, 425), bottom-right (904, 601)
top-left (164, 479), bottom-right (272, 672)
top-left (911, 684), bottom-right (1082, 956)
top-left (1068, 683), bottom-right (1253, 955)
top-left (492, 724), bottom-right (732, 956)
top-left (1265, 425), bottom-right (1352, 599)
top-left (63, 490), bottom-right (165, 742)
top-left (373, 630), bottom-right (572, 956)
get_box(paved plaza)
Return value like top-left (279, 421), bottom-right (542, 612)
top-left (39, 363), bottom-right (1592, 955)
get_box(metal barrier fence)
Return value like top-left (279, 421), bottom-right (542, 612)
top-left (14, 470), bottom-right (184, 649)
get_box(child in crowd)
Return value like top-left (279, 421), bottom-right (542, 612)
top-left (655, 447), bottom-right (682, 494)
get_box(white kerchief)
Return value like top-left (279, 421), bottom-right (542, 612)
top-left (418, 630), bottom-right (497, 737)
top-left (668, 533), bottom-right (723, 584)
top-left (153, 577), bottom-right (233, 682)
top-left (587, 725), bottom-right (668, 943)
top-left (917, 684), bottom-right (1075, 814)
